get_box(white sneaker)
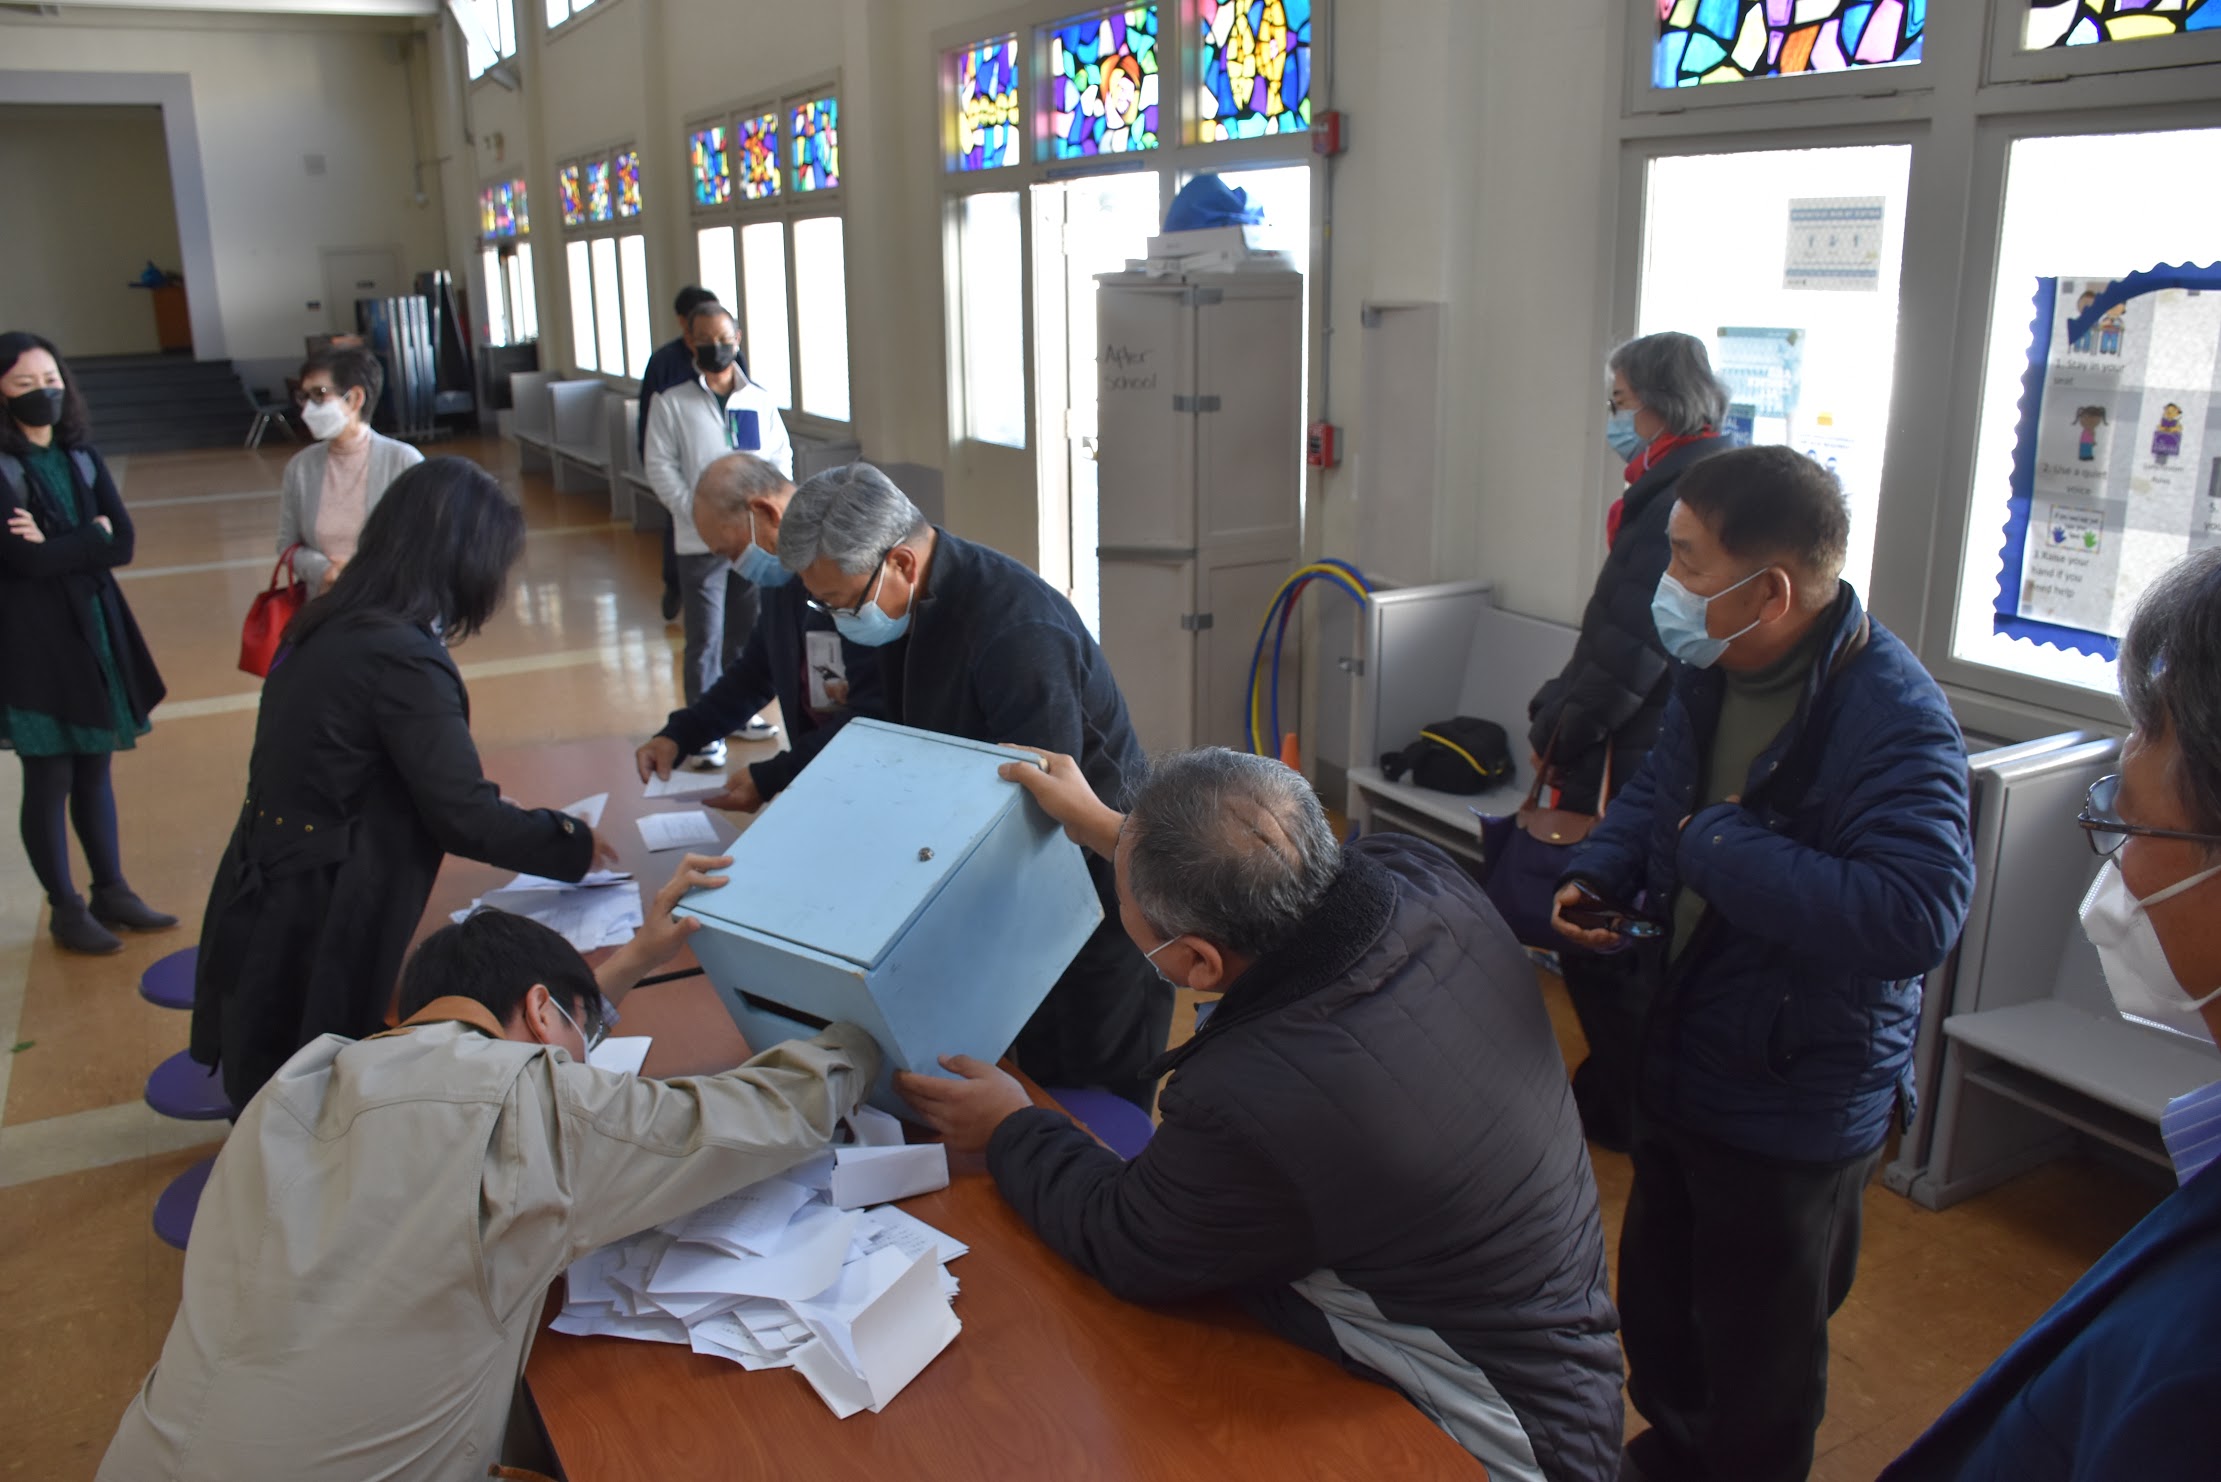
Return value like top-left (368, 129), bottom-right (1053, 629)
top-left (689, 739), bottom-right (728, 770)
top-left (737, 716), bottom-right (779, 741)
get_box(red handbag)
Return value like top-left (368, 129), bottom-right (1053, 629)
top-left (239, 545), bottom-right (309, 677)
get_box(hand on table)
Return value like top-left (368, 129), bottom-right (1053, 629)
top-left (997, 745), bottom-right (1121, 857)
top-left (629, 853), bottom-right (732, 965)
top-left (6, 509), bottom-right (43, 544)
top-left (1550, 881), bottom-right (1623, 953)
top-left (704, 771), bottom-right (763, 814)
top-left (587, 826), bottom-right (622, 870)
top-left (895, 1055), bottom-right (1033, 1154)
top-left (636, 735), bottom-right (680, 783)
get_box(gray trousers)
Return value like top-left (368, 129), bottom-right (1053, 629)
top-left (676, 553), bottom-right (759, 708)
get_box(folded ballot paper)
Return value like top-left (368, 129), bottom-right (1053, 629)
top-left (450, 795), bottom-right (646, 953)
top-left (552, 1108), bottom-right (964, 1418)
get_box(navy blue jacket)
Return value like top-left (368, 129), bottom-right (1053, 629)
top-left (1566, 586), bottom-right (1974, 1162)
top-left (992, 836), bottom-right (1623, 1481)
top-left (654, 578), bottom-right (882, 801)
top-left (1880, 1157), bottom-right (2221, 1481)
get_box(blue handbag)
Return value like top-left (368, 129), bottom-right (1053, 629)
top-left (1476, 739), bottom-right (1610, 951)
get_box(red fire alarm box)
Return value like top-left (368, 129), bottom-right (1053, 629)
top-left (1306, 422), bottom-right (1339, 468)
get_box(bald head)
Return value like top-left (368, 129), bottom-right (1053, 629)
top-left (692, 452), bottom-right (795, 561)
top-left (1121, 748), bottom-right (1339, 959)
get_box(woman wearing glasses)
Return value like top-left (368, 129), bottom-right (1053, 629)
top-left (274, 345), bottom-right (422, 593)
top-left (193, 458), bottom-right (618, 1112)
top-left (1886, 548), bottom-right (2221, 1481)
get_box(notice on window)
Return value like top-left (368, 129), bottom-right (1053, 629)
top-left (1783, 198), bottom-right (1885, 292)
top-left (1994, 266), bottom-right (2221, 657)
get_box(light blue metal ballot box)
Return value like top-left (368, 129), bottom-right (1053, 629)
top-left (675, 718), bottom-right (1104, 1112)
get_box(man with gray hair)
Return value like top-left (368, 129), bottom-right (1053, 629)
top-left (899, 746), bottom-right (1623, 1482)
top-left (781, 461), bottom-right (1169, 1108)
top-left (635, 453), bottom-right (882, 812)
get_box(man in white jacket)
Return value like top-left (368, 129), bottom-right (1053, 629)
top-left (645, 302), bottom-right (794, 768)
top-left (100, 856), bottom-right (880, 1481)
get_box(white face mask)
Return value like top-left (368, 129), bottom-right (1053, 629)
top-left (2078, 856), bottom-right (2221, 1044)
top-left (300, 396), bottom-right (352, 441)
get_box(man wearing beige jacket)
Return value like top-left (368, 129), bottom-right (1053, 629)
top-left (100, 856), bottom-right (881, 1481)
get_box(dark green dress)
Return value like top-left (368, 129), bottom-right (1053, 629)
top-left (0, 444), bottom-right (148, 758)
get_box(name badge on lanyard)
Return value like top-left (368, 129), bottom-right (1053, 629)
top-left (725, 406), bottom-right (762, 453)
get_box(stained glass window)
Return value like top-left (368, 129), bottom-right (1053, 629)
top-left (1654, 0), bottom-right (1926, 88)
top-left (481, 187), bottom-right (500, 239)
top-left (690, 127), bottom-right (731, 208)
top-left (955, 36), bottom-right (1020, 171)
top-left (2026, 0), bottom-right (2220, 48)
top-left (739, 112), bottom-right (781, 200)
top-left (1197, 1), bottom-right (1310, 141)
top-left (559, 164), bottom-right (586, 227)
top-left (791, 97), bottom-right (839, 192)
top-left (481, 179), bottom-right (526, 239)
top-left (1049, 7), bottom-right (1160, 157)
top-left (613, 150), bottom-right (643, 217)
top-left (585, 159), bottom-right (614, 222)
top-left (507, 180), bottom-right (529, 236)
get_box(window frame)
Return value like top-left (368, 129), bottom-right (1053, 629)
top-left (555, 141), bottom-right (654, 383)
top-left (1622, 0), bottom-right (1936, 118)
top-left (683, 72), bottom-right (853, 439)
top-left (476, 173), bottom-right (536, 350)
top-left (1602, 0), bottom-right (2221, 741)
top-left (1986, 1), bottom-right (2221, 85)
top-left (461, 0), bottom-right (518, 82)
top-left (543, 0), bottom-right (611, 41)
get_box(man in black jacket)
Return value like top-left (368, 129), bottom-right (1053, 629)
top-left (634, 453), bottom-right (881, 809)
top-left (779, 462), bottom-right (1169, 1108)
top-left (635, 285), bottom-right (727, 623)
top-left (898, 747), bottom-right (1623, 1482)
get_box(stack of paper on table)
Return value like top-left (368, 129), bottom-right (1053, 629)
top-left (552, 1109), bottom-right (964, 1418)
top-left (643, 770), bottom-right (728, 800)
top-left (449, 796), bottom-right (645, 952)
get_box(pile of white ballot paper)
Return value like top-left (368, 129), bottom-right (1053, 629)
top-left (451, 794), bottom-right (646, 953)
top-left (553, 1105), bottom-right (966, 1418)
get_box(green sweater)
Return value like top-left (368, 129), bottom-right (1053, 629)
top-left (1669, 636), bottom-right (1819, 958)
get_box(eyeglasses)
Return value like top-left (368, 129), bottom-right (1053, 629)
top-left (550, 994), bottom-right (609, 1055)
top-left (295, 385), bottom-right (349, 406)
top-left (804, 548), bottom-right (893, 619)
top-left (2077, 773), bottom-right (2221, 856)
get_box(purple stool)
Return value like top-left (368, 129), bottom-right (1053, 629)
top-left (139, 947), bottom-right (198, 1011)
top-left (1045, 1087), bottom-right (1156, 1160)
top-left (153, 1154), bottom-right (217, 1251)
top-left (145, 1050), bottom-right (233, 1121)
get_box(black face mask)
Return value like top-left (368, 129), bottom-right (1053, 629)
top-left (7, 387), bottom-right (65, 428)
top-left (694, 341), bottom-right (739, 374)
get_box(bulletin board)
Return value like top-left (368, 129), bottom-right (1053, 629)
top-left (1992, 263), bottom-right (2221, 660)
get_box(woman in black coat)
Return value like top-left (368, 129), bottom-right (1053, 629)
top-left (1527, 331), bottom-right (1733, 1150)
top-left (191, 457), bottom-right (617, 1109)
top-left (0, 331), bottom-right (176, 954)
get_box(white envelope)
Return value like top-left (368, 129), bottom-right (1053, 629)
top-left (829, 1145), bottom-right (949, 1210)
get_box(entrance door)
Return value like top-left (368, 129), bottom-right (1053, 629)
top-left (321, 246), bottom-right (406, 335)
top-left (1031, 172), bottom-right (1162, 635)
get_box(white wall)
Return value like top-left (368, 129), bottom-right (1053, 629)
top-left (0, 11), bottom-right (449, 363)
top-left (0, 105), bottom-right (185, 357)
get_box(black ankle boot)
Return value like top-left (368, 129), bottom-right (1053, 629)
top-left (50, 899), bottom-right (124, 956)
top-left (89, 884), bottom-right (180, 933)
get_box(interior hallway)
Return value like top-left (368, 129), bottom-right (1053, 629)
top-left (0, 439), bottom-right (2171, 1480)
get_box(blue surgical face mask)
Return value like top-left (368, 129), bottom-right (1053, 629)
top-left (1606, 407), bottom-right (1648, 462)
top-left (1651, 567), bottom-right (1769, 668)
top-left (830, 566), bottom-right (912, 647)
top-left (734, 508), bottom-right (791, 588)
top-left (1142, 935), bottom-right (1185, 989)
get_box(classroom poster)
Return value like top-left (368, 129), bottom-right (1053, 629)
top-left (1995, 265), bottom-right (2221, 657)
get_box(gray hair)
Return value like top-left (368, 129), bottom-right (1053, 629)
top-left (779, 463), bottom-right (929, 575)
top-left (694, 452), bottom-right (792, 522)
top-left (1125, 749), bottom-right (1340, 959)
top-left (2121, 548), bottom-right (2221, 837)
top-left (687, 302), bottom-right (737, 338)
top-left (1609, 331), bottom-right (1731, 437)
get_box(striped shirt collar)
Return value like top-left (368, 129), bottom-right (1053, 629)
top-left (2161, 1078), bottom-right (2221, 1185)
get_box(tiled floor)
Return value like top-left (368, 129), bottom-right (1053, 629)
top-left (0, 440), bottom-right (2170, 1479)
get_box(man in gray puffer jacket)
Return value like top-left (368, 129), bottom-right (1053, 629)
top-left (899, 746), bottom-right (1622, 1482)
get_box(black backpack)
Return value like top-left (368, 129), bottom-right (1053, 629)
top-left (1379, 716), bottom-right (1514, 794)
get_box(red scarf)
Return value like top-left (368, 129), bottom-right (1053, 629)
top-left (1608, 427), bottom-right (1716, 548)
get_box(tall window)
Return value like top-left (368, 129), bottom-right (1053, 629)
top-left (1046, 6), bottom-right (1161, 158)
top-left (956, 191), bottom-right (1026, 448)
top-left (558, 145), bottom-right (652, 378)
top-left (544, 0), bottom-right (597, 30)
top-left (478, 178), bottom-right (536, 348)
top-left (463, 0), bottom-right (516, 78)
top-left (686, 85), bottom-right (851, 430)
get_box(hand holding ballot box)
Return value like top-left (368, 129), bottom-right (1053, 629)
top-left (676, 720), bottom-right (1103, 1115)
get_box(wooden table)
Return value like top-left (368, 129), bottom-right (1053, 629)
top-left (445, 735), bottom-right (1484, 1479)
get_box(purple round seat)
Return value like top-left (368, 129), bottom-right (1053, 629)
top-left (1045, 1087), bottom-right (1156, 1161)
top-left (139, 947), bottom-right (198, 1011)
top-left (153, 1154), bottom-right (217, 1251)
top-left (145, 1049), bottom-right (233, 1121)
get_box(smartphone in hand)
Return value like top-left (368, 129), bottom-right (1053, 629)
top-left (1561, 883), bottom-right (1664, 940)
